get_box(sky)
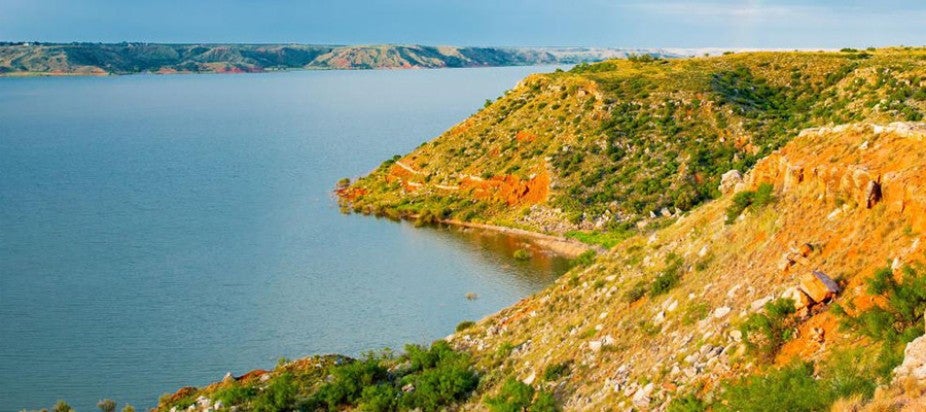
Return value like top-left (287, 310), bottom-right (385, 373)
top-left (1, 0), bottom-right (924, 48)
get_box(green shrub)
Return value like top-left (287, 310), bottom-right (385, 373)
top-left (213, 383), bottom-right (258, 406)
top-left (624, 281), bottom-right (648, 303)
top-left (529, 391), bottom-right (559, 412)
top-left (54, 401), bottom-right (73, 412)
top-left (650, 254), bottom-right (684, 297)
top-left (753, 183), bottom-right (776, 207)
top-left (456, 320), bottom-right (476, 332)
top-left (542, 362), bottom-right (571, 381)
top-left (739, 298), bottom-right (795, 361)
top-left (650, 272), bottom-right (680, 297)
top-left (667, 393), bottom-right (707, 412)
top-left (834, 265), bottom-right (926, 378)
top-left (398, 341), bottom-right (479, 410)
top-left (97, 399), bottom-right (116, 412)
top-left (315, 357), bottom-right (390, 409)
top-left (718, 352), bottom-right (880, 412)
top-left (572, 250), bottom-right (597, 267)
top-left (485, 378), bottom-right (535, 412)
top-left (400, 359), bottom-right (479, 410)
top-left (513, 249), bottom-right (531, 260)
top-left (725, 191), bottom-right (754, 224)
top-left (725, 183), bottom-right (775, 224)
top-left (253, 372), bottom-right (297, 412)
top-left (718, 362), bottom-right (826, 412)
top-left (360, 384), bottom-right (400, 411)
top-left (845, 265), bottom-right (926, 344)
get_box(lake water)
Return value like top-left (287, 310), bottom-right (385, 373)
top-left (0, 67), bottom-right (572, 411)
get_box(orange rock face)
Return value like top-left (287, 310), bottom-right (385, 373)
top-left (515, 130), bottom-right (537, 142)
top-left (460, 171), bottom-right (550, 206)
top-left (798, 272), bottom-right (837, 303)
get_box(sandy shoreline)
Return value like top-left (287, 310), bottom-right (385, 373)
top-left (437, 218), bottom-right (604, 258)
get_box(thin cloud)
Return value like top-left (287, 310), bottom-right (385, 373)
top-left (622, 1), bottom-right (825, 21)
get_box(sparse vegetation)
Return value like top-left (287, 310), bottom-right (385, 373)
top-left (725, 183), bottom-right (776, 224)
top-left (155, 341), bottom-right (479, 412)
top-left (739, 297), bottom-right (796, 361)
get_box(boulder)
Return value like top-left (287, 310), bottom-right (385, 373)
top-left (719, 170), bottom-right (744, 195)
top-left (894, 335), bottom-right (926, 382)
top-left (781, 287), bottom-right (813, 310)
top-left (713, 306), bottom-right (732, 318)
top-left (632, 382), bottom-right (654, 407)
top-left (798, 270), bottom-right (840, 303)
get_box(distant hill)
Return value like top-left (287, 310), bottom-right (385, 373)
top-left (0, 42), bottom-right (685, 75)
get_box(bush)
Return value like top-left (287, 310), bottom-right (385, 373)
top-left (572, 250), bottom-right (597, 267)
top-left (360, 384), bottom-right (399, 412)
top-left (253, 372), bottom-right (297, 412)
top-left (213, 383), bottom-right (258, 406)
top-left (725, 183), bottom-right (775, 224)
top-left (485, 378), bottom-right (535, 412)
top-left (650, 272), bottom-right (680, 297)
top-left (542, 362), bottom-right (571, 381)
top-left (97, 399), bottom-right (116, 412)
top-left (305, 342), bottom-right (478, 411)
top-left (315, 356), bottom-right (390, 409)
top-left (834, 265), bottom-right (926, 378)
top-left (650, 254), bottom-right (684, 297)
top-left (667, 393), bottom-right (707, 412)
top-left (398, 341), bottom-right (479, 410)
top-left (739, 298), bottom-right (795, 361)
top-left (717, 353), bottom-right (880, 412)
top-left (456, 320), bottom-right (476, 332)
top-left (624, 281), bottom-right (648, 303)
top-left (718, 362), bottom-right (826, 412)
top-left (845, 265), bottom-right (926, 344)
top-left (529, 391), bottom-right (559, 412)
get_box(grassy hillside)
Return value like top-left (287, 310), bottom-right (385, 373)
top-left (153, 122), bottom-right (926, 411)
top-left (341, 48), bottom-right (926, 244)
top-left (0, 42), bottom-right (677, 75)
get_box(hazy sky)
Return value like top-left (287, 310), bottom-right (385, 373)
top-left (1, 0), bottom-right (924, 48)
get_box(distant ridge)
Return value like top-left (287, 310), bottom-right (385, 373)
top-left (0, 42), bottom-right (687, 75)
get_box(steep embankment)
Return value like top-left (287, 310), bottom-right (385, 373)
top-left (0, 43), bottom-right (675, 75)
top-left (156, 123), bottom-right (926, 411)
top-left (341, 48), bottom-right (926, 245)
top-left (446, 122), bottom-right (926, 410)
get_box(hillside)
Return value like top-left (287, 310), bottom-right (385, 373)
top-left (155, 122), bottom-right (926, 411)
top-left (0, 42), bottom-right (678, 75)
top-left (340, 48), bottom-right (926, 246)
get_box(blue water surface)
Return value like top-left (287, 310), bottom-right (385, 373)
top-left (0, 66), bottom-right (571, 411)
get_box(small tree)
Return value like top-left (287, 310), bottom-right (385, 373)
top-left (53, 401), bottom-right (73, 412)
top-left (98, 399), bottom-right (116, 412)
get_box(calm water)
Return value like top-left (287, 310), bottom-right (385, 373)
top-left (0, 67), bottom-right (571, 411)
